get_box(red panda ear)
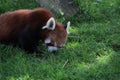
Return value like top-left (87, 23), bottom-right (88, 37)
top-left (42, 17), bottom-right (56, 30)
top-left (65, 21), bottom-right (71, 34)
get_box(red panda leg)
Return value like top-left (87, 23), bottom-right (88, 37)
top-left (18, 28), bottom-right (39, 53)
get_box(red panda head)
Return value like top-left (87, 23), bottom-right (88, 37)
top-left (41, 17), bottom-right (70, 52)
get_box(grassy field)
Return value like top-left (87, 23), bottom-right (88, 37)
top-left (0, 0), bottom-right (120, 80)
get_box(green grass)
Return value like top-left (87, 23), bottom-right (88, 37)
top-left (72, 0), bottom-right (120, 22)
top-left (0, 0), bottom-right (120, 80)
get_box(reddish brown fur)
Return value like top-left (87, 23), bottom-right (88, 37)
top-left (0, 8), bottom-right (67, 52)
top-left (0, 8), bottom-right (54, 40)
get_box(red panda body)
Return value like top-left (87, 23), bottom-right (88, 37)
top-left (0, 8), bottom-right (70, 53)
top-left (0, 8), bottom-right (52, 41)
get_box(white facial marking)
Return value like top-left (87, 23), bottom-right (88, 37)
top-left (54, 42), bottom-right (57, 46)
top-left (48, 46), bottom-right (58, 52)
top-left (45, 38), bottom-right (51, 44)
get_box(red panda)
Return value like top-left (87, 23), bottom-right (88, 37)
top-left (0, 8), bottom-right (70, 53)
